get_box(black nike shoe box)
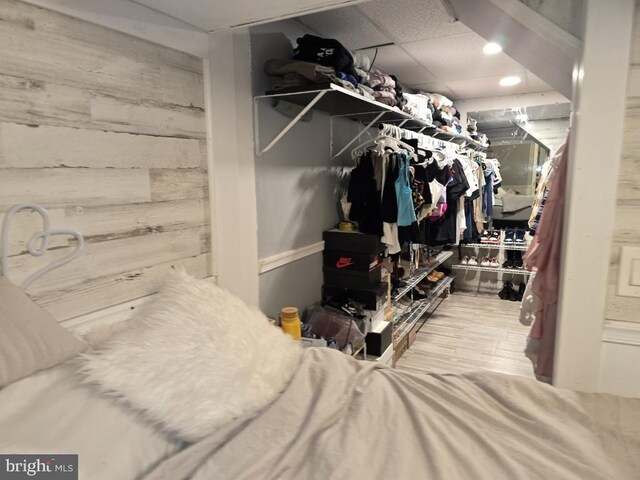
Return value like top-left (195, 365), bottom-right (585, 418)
top-left (323, 250), bottom-right (381, 272)
top-left (322, 282), bottom-right (387, 310)
top-left (323, 229), bottom-right (385, 254)
top-left (323, 267), bottom-right (381, 290)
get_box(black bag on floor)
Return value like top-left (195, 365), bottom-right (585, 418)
top-left (293, 34), bottom-right (357, 77)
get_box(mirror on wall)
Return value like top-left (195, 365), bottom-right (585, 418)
top-left (469, 103), bottom-right (571, 195)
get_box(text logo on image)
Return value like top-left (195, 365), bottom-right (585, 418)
top-left (0, 455), bottom-right (77, 480)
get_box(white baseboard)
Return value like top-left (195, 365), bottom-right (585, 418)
top-left (599, 321), bottom-right (640, 398)
top-left (258, 241), bottom-right (324, 274)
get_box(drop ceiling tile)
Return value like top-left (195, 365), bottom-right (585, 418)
top-left (409, 82), bottom-right (458, 99)
top-left (402, 33), bottom-right (526, 81)
top-left (296, 7), bottom-right (389, 51)
top-left (358, 46), bottom-right (438, 85)
top-left (358, 0), bottom-right (470, 43)
top-left (438, 71), bottom-right (552, 100)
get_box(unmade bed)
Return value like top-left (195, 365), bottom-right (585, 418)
top-left (3, 268), bottom-right (640, 480)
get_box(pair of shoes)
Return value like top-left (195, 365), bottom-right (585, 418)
top-left (498, 282), bottom-right (526, 301)
top-left (481, 257), bottom-right (500, 268)
top-left (431, 271), bottom-right (445, 281)
top-left (427, 272), bottom-right (441, 282)
top-left (467, 257), bottom-right (479, 266)
top-left (461, 256), bottom-right (469, 265)
top-left (502, 250), bottom-right (524, 269)
top-left (514, 228), bottom-right (526, 244)
top-left (503, 227), bottom-right (527, 244)
top-left (411, 288), bottom-right (430, 300)
top-left (480, 231), bottom-right (491, 243)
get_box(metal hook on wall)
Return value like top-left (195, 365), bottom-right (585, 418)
top-left (1, 203), bottom-right (85, 290)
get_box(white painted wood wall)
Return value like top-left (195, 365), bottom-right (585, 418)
top-left (605, 6), bottom-right (640, 325)
top-left (0, 0), bottom-right (212, 321)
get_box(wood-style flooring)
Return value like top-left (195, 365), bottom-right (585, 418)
top-left (395, 291), bottom-right (535, 378)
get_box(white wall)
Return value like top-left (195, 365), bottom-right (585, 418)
top-left (251, 20), bottom-right (362, 317)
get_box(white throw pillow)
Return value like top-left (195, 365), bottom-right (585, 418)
top-left (81, 270), bottom-right (302, 442)
top-left (0, 277), bottom-right (86, 387)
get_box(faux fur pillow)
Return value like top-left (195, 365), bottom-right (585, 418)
top-left (81, 270), bottom-right (302, 442)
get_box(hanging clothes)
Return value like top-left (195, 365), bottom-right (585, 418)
top-left (347, 151), bottom-right (382, 235)
top-left (395, 151), bottom-right (417, 227)
top-left (523, 138), bottom-right (569, 383)
top-left (380, 153), bottom-right (401, 254)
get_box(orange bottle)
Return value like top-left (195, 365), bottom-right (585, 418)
top-left (279, 307), bottom-right (301, 340)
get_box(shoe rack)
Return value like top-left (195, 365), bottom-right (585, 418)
top-left (390, 249), bottom-right (455, 367)
top-left (451, 264), bottom-right (531, 275)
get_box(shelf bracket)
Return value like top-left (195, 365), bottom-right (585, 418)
top-left (256, 90), bottom-right (328, 155)
top-left (331, 111), bottom-right (386, 159)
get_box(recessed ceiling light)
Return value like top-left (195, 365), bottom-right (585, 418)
top-left (499, 76), bottom-right (521, 87)
top-left (483, 42), bottom-right (502, 55)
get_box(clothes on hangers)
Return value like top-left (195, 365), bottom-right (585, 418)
top-left (395, 151), bottom-right (417, 227)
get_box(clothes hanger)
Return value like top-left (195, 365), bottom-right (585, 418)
top-left (376, 135), bottom-right (415, 154)
top-left (1, 203), bottom-right (85, 290)
top-left (350, 138), bottom-right (376, 162)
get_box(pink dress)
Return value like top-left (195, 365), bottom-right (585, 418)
top-left (523, 139), bottom-right (569, 381)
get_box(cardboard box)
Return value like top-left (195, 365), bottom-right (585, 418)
top-left (408, 324), bottom-right (419, 348)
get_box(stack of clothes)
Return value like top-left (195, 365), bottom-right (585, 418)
top-left (351, 51), bottom-right (376, 100)
top-left (403, 93), bottom-right (434, 124)
top-left (368, 70), bottom-right (399, 107)
top-left (424, 93), bottom-right (464, 134)
top-left (264, 34), bottom-right (359, 93)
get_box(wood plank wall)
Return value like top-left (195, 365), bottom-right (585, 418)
top-left (0, 0), bottom-right (212, 321)
top-left (606, 7), bottom-right (640, 323)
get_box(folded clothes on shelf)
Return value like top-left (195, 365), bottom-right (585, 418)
top-left (264, 58), bottom-right (356, 91)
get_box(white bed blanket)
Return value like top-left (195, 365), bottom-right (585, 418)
top-left (143, 348), bottom-right (640, 480)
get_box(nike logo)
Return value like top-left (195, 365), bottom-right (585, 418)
top-left (336, 257), bottom-right (355, 269)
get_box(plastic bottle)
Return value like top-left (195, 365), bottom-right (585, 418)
top-left (279, 307), bottom-right (301, 340)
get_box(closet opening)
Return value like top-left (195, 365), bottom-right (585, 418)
top-left (251, 0), bottom-right (576, 384)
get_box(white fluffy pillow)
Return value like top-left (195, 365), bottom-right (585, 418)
top-left (81, 270), bottom-right (302, 442)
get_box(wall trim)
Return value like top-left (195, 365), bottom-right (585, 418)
top-left (603, 321), bottom-right (640, 346)
top-left (258, 241), bottom-right (325, 274)
top-left (61, 295), bottom-right (155, 334)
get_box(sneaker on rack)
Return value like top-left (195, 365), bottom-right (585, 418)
top-left (480, 231), bottom-right (491, 244)
top-left (411, 288), bottom-right (429, 300)
top-left (502, 250), bottom-right (514, 269)
top-left (481, 257), bottom-right (492, 267)
top-left (461, 256), bottom-right (469, 265)
top-left (488, 230), bottom-right (501, 244)
top-left (468, 257), bottom-right (479, 266)
top-left (512, 251), bottom-right (524, 269)
top-left (489, 257), bottom-right (500, 268)
top-left (514, 228), bottom-right (526, 244)
top-left (504, 227), bottom-right (516, 244)
top-left (432, 271), bottom-right (445, 280)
